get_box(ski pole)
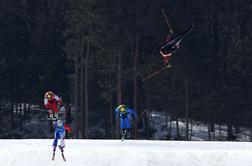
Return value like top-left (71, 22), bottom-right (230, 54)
top-left (61, 104), bottom-right (72, 119)
top-left (142, 65), bottom-right (170, 81)
top-left (139, 109), bottom-right (148, 120)
top-left (162, 9), bottom-right (173, 34)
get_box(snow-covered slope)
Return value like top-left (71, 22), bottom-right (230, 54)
top-left (1, 139), bottom-right (252, 166)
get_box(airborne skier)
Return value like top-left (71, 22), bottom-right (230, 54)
top-left (142, 9), bottom-right (193, 81)
top-left (44, 91), bottom-right (64, 120)
top-left (159, 25), bottom-right (194, 66)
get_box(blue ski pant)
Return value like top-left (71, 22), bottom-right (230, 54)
top-left (120, 118), bottom-right (131, 129)
top-left (53, 131), bottom-right (65, 148)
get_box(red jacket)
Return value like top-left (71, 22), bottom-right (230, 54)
top-left (44, 94), bottom-right (62, 113)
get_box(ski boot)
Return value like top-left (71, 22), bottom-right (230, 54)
top-left (126, 130), bottom-right (131, 138)
top-left (58, 145), bottom-right (65, 152)
top-left (48, 113), bottom-right (54, 120)
top-left (54, 113), bottom-right (59, 119)
top-left (121, 129), bottom-right (127, 141)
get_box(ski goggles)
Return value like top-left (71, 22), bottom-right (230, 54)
top-left (47, 94), bottom-right (54, 101)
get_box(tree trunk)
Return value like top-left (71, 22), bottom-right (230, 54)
top-left (168, 117), bottom-right (172, 139)
top-left (175, 116), bottom-right (180, 139)
top-left (74, 52), bottom-right (81, 138)
top-left (73, 53), bottom-right (78, 138)
top-left (76, 32), bottom-right (84, 138)
top-left (171, 70), bottom-right (180, 139)
top-left (19, 103), bottom-right (23, 131)
top-left (218, 122), bottom-right (221, 141)
top-left (185, 73), bottom-right (189, 141)
top-left (227, 122), bottom-right (234, 140)
top-left (80, 59), bottom-right (85, 138)
top-left (133, 35), bottom-right (138, 139)
top-left (116, 46), bottom-right (122, 138)
top-left (84, 39), bottom-right (90, 138)
top-left (10, 81), bottom-right (14, 130)
top-left (206, 96), bottom-right (211, 141)
top-left (143, 82), bottom-right (151, 139)
top-left (144, 109), bottom-right (151, 139)
top-left (189, 119), bottom-right (193, 141)
top-left (109, 69), bottom-right (114, 138)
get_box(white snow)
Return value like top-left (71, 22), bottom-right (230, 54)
top-left (1, 139), bottom-right (252, 166)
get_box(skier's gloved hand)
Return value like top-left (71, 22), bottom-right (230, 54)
top-left (48, 110), bottom-right (53, 114)
top-left (60, 106), bottom-right (65, 112)
top-left (57, 98), bottom-right (62, 106)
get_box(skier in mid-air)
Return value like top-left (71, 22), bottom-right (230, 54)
top-left (159, 25), bottom-right (193, 66)
top-left (52, 119), bottom-right (66, 161)
top-left (142, 9), bottom-right (193, 82)
top-left (44, 91), bottom-right (64, 119)
top-left (160, 40), bottom-right (180, 66)
top-left (115, 104), bottom-right (138, 140)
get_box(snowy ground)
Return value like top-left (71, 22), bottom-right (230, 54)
top-left (1, 139), bottom-right (252, 166)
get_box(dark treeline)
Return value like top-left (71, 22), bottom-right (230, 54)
top-left (0, 0), bottom-right (251, 140)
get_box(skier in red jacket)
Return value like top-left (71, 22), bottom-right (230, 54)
top-left (44, 91), bottom-right (63, 119)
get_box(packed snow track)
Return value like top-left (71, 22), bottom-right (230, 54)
top-left (1, 139), bottom-right (252, 166)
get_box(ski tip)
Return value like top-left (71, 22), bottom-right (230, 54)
top-left (190, 24), bottom-right (195, 29)
top-left (62, 154), bottom-right (66, 162)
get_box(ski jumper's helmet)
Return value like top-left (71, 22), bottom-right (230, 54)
top-left (119, 104), bottom-right (126, 113)
top-left (45, 91), bottom-right (54, 101)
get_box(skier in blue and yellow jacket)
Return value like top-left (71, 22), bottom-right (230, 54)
top-left (115, 104), bottom-right (138, 139)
